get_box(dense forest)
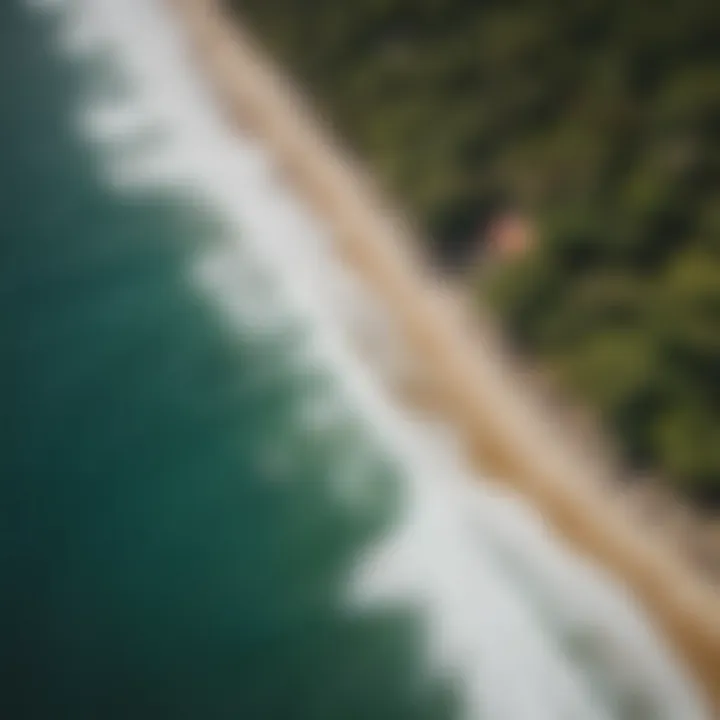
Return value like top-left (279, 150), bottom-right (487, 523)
top-left (226, 0), bottom-right (720, 505)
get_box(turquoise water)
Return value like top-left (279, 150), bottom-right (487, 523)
top-left (1, 5), bottom-right (453, 718)
top-left (0, 2), bottom-right (711, 719)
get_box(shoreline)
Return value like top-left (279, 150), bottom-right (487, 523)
top-left (169, 0), bottom-right (720, 710)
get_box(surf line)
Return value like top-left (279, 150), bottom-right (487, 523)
top-left (167, 0), bottom-right (720, 711)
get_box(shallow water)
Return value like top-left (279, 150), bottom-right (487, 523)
top-left (0, 2), bottom-right (711, 719)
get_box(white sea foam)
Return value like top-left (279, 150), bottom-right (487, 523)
top-left (28, 1), bottom-right (711, 718)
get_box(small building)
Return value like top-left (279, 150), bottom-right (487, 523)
top-left (483, 210), bottom-right (535, 262)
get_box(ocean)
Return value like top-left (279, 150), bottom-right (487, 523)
top-left (0, 1), bottom-right (711, 718)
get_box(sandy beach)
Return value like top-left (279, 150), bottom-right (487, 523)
top-left (169, 0), bottom-right (720, 709)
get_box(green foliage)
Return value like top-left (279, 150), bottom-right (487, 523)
top-left (228, 0), bottom-right (720, 503)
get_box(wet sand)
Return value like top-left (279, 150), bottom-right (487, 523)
top-left (169, 0), bottom-right (720, 710)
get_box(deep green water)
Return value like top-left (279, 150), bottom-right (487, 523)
top-left (0, 4), bottom-right (458, 718)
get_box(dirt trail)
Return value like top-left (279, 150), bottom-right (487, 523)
top-left (169, 0), bottom-right (720, 710)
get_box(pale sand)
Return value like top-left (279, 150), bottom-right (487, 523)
top-left (169, 0), bottom-right (720, 709)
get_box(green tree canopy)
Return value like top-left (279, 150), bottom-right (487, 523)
top-left (229, 0), bottom-right (720, 503)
